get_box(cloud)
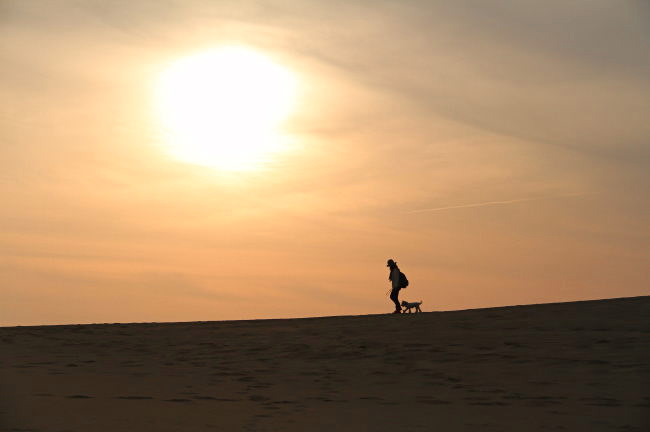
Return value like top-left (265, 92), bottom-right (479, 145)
top-left (409, 193), bottom-right (591, 214)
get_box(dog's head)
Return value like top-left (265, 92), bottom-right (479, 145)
top-left (401, 300), bottom-right (409, 307)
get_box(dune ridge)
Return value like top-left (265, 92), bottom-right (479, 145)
top-left (1, 296), bottom-right (648, 431)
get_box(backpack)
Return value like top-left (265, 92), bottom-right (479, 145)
top-left (399, 271), bottom-right (409, 288)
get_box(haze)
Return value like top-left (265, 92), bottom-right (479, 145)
top-left (1, 0), bottom-right (649, 326)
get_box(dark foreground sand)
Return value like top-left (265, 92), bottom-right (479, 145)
top-left (1, 296), bottom-right (648, 431)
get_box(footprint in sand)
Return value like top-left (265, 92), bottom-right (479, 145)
top-left (117, 396), bottom-right (153, 400)
top-left (581, 397), bottom-right (621, 407)
top-left (249, 395), bottom-right (270, 402)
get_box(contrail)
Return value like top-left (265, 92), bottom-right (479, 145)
top-left (409, 193), bottom-right (589, 214)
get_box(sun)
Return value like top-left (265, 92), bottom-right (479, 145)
top-left (155, 46), bottom-right (297, 171)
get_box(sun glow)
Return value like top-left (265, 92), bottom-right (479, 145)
top-left (155, 47), bottom-right (297, 171)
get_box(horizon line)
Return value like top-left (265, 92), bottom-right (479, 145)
top-left (1, 294), bottom-right (644, 329)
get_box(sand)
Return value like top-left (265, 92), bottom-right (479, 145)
top-left (1, 296), bottom-right (648, 431)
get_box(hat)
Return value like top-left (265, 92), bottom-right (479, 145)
top-left (386, 259), bottom-right (396, 267)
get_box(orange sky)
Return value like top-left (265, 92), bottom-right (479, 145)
top-left (1, 1), bottom-right (649, 325)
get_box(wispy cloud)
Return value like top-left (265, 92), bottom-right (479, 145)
top-left (409, 193), bottom-right (590, 214)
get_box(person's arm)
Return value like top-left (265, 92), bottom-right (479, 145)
top-left (391, 268), bottom-right (400, 289)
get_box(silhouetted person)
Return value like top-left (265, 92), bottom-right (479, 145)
top-left (387, 259), bottom-right (402, 314)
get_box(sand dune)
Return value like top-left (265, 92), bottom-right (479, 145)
top-left (1, 296), bottom-right (648, 431)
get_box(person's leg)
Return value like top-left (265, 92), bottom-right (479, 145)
top-left (389, 289), bottom-right (401, 312)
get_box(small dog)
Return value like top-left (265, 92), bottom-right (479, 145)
top-left (401, 300), bottom-right (423, 313)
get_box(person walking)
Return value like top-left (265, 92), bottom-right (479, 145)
top-left (387, 259), bottom-right (402, 314)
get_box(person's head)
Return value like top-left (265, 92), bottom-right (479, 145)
top-left (386, 259), bottom-right (397, 269)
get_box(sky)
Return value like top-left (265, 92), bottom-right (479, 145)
top-left (1, 0), bottom-right (649, 326)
